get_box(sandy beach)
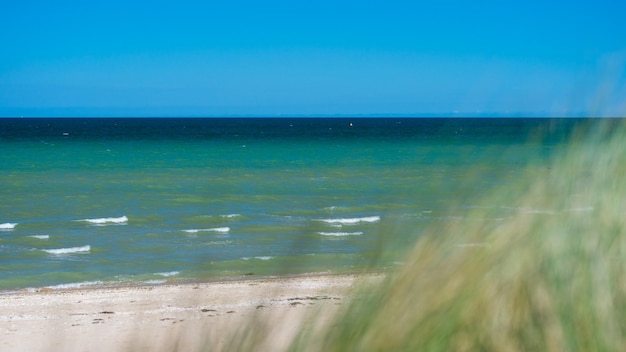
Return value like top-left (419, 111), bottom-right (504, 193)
top-left (0, 274), bottom-right (380, 352)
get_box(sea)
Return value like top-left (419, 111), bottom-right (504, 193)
top-left (0, 118), bottom-right (583, 291)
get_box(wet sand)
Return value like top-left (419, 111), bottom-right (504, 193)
top-left (0, 274), bottom-right (380, 351)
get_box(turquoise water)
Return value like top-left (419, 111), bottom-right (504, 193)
top-left (0, 118), bottom-right (578, 290)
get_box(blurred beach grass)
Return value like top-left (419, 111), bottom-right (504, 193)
top-left (214, 119), bottom-right (626, 352)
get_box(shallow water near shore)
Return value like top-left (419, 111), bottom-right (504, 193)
top-left (0, 118), bottom-right (580, 290)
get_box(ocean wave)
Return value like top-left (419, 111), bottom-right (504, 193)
top-left (323, 206), bottom-right (349, 212)
top-left (155, 271), bottom-right (180, 277)
top-left (317, 216), bottom-right (381, 225)
top-left (221, 214), bottom-right (241, 218)
top-left (241, 256), bottom-right (274, 261)
top-left (0, 223), bottom-right (17, 230)
top-left (45, 281), bottom-right (103, 290)
top-left (205, 240), bottom-right (233, 246)
top-left (43, 245), bottom-right (91, 255)
top-left (30, 235), bottom-right (50, 240)
top-left (77, 216), bottom-right (128, 225)
top-left (143, 279), bottom-right (166, 285)
top-left (183, 227), bottom-right (230, 233)
top-left (317, 232), bottom-right (364, 237)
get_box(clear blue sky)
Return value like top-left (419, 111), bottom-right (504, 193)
top-left (1, 0), bottom-right (624, 117)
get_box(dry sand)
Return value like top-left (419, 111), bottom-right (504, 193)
top-left (0, 273), bottom-right (381, 352)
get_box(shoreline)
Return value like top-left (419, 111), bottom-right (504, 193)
top-left (0, 269), bottom-right (386, 294)
top-left (0, 272), bottom-right (383, 351)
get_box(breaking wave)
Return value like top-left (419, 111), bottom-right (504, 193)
top-left (317, 232), bottom-right (364, 237)
top-left (77, 216), bottom-right (128, 225)
top-left (183, 227), bottom-right (230, 233)
top-left (316, 216), bottom-right (381, 225)
top-left (0, 223), bottom-right (17, 230)
top-left (43, 245), bottom-right (91, 255)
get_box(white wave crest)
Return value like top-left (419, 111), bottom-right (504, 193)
top-left (155, 271), bottom-right (180, 277)
top-left (45, 281), bottom-right (103, 290)
top-left (221, 214), bottom-right (241, 218)
top-left (0, 223), bottom-right (17, 230)
top-left (206, 240), bottom-right (233, 246)
top-left (43, 245), bottom-right (91, 255)
top-left (241, 256), bottom-right (274, 261)
top-left (30, 235), bottom-right (50, 240)
top-left (317, 232), bottom-right (363, 237)
top-left (317, 216), bottom-right (381, 225)
top-left (77, 216), bottom-right (128, 225)
top-left (183, 227), bottom-right (230, 233)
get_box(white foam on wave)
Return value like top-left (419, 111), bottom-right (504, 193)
top-left (317, 216), bottom-right (381, 225)
top-left (241, 256), bottom-right (274, 261)
top-left (144, 280), bottom-right (167, 285)
top-left (30, 235), bottom-right (50, 240)
top-left (45, 281), bottom-right (103, 290)
top-left (317, 232), bottom-right (363, 237)
top-left (43, 245), bottom-right (91, 255)
top-left (77, 216), bottom-right (128, 225)
top-left (183, 227), bottom-right (230, 234)
top-left (323, 206), bottom-right (349, 212)
top-left (221, 214), bottom-right (241, 218)
top-left (0, 223), bottom-right (17, 230)
top-left (155, 271), bottom-right (180, 277)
